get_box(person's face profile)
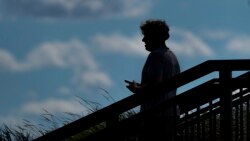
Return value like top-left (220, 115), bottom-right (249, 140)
top-left (142, 34), bottom-right (159, 51)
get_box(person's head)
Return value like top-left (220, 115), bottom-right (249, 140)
top-left (140, 19), bottom-right (170, 51)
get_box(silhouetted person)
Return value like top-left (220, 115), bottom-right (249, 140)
top-left (125, 19), bottom-right (180, 141)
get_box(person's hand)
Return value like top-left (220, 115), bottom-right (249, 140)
top-left (124, 80), bottom-right (140, 93)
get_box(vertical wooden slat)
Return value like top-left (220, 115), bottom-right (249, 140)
top-left (235, 106), bottom-right (239, 141)
top-left (202, 120), bottom-right (206, 141)
top-left (209, 101), bottom-right (214, 140)
top-left (197, 107), bottom-right (201, 140)
top-left (239, 88), bottom-right (244, 141)
top-left (213, 112), bottom-right (217, 140)
top-left (219, 70), bottom-right (232, 141)
top-left (184, 112), bottom-right (189, 141)
top-left (190, 123), bottom-right (194, 140)
top-left (247, 100), bottom-right (250, 141)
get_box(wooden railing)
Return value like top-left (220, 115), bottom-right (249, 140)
top-left (33, 59), bottom-right (250, 141)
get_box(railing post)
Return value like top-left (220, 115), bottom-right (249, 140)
top-left (219, 69), bottom-right (232, 141)
top-left (106, 116), bottom-right (119, 127)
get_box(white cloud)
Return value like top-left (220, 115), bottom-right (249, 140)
top-left (94, 30), bottom-right (214, 58)
top-left (169, 28), bottom-right (215, 58)
top-left (0, 0), bottom-right (151, 20)
top-left (57, 86), bottom-right (72, 96)
top-left (0, 49), bottom-right (21, 71)
top-left (202, 29), bottom-right (233, 40)
top-left (26, 39), bottom-right (98, 71)
top-left (79, 70), bottom-right (113, 88)
top-left (94, 33), bottom-right (148, 56)
top-left (121, 0), bottom-right (151, 18)
top-left (227, 36), bottom-right (250, 54)
top-left (0, 115), bottom-right (23, 126)
top-left (202, 29), bottom-right (250, 56)
top-left (21, 98), bottom-right (85, 115)
top-left (0, 39), bottom-right (97, 72)
top-left (0, 97), bottom-right (88, 126)
top-left (201, 29), bottom-right (250, 56)
top-left (0, 39), bottom-right (113, 89)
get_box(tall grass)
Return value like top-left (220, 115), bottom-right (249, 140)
top-left (0, 89), bottom-right (137, 141)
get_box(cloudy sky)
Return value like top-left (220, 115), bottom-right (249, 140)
top-left (1, 0), bottom-right (250, 127)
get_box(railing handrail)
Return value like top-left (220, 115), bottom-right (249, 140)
top-left (79, 71), bottom-right (250, 141)
top-left (33, 59), bottom-right (250, 141)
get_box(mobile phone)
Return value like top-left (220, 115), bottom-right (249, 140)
top-left (124, 80), bottom-right (133, 84)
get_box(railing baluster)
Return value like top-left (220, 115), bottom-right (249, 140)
top-left (184, 112), bottom-right (189, 141)
top-left (247, 100), bottom-right (250, 141)
top-left (197, 107), bottom-right (201, 140)
top-left (239, 88), bottom-right (244, 141)
top-left (213, 111), bottom-right (217, 140)
top-left (202, 119), bottom-right (206, 141)
top-left (190, 123), bottom-right (194, 140)
top-left (235, 105), bottom-right (239, 141)
top-left (209, 101), bottom-right (214, 140)
top-left (220, 69), bottom-right (232, 141)
top-left (178, 128), bottom-right (184, 141)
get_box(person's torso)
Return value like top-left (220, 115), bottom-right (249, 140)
top-left (141, 47), bottom-right (180, 115)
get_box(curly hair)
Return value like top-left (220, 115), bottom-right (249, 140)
top-left (140, 19), bottom-right (170, 40)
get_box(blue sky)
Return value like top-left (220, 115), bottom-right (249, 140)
top-left (1, 0), bottom-right (250, 126)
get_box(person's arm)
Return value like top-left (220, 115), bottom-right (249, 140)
top-left (125, 80), bottom-right (140, 93)
top-left (125, 53), bottom-right (164, 94)
top-left (125, 76), bottom-right (162, 94)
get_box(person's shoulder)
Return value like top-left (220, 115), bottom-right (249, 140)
top-left (151, 47), bottom-right (167, 54)
top-left (148, 49), bottom-right (162, 58)
top-left (147, 48), bottom-right (167, 61)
